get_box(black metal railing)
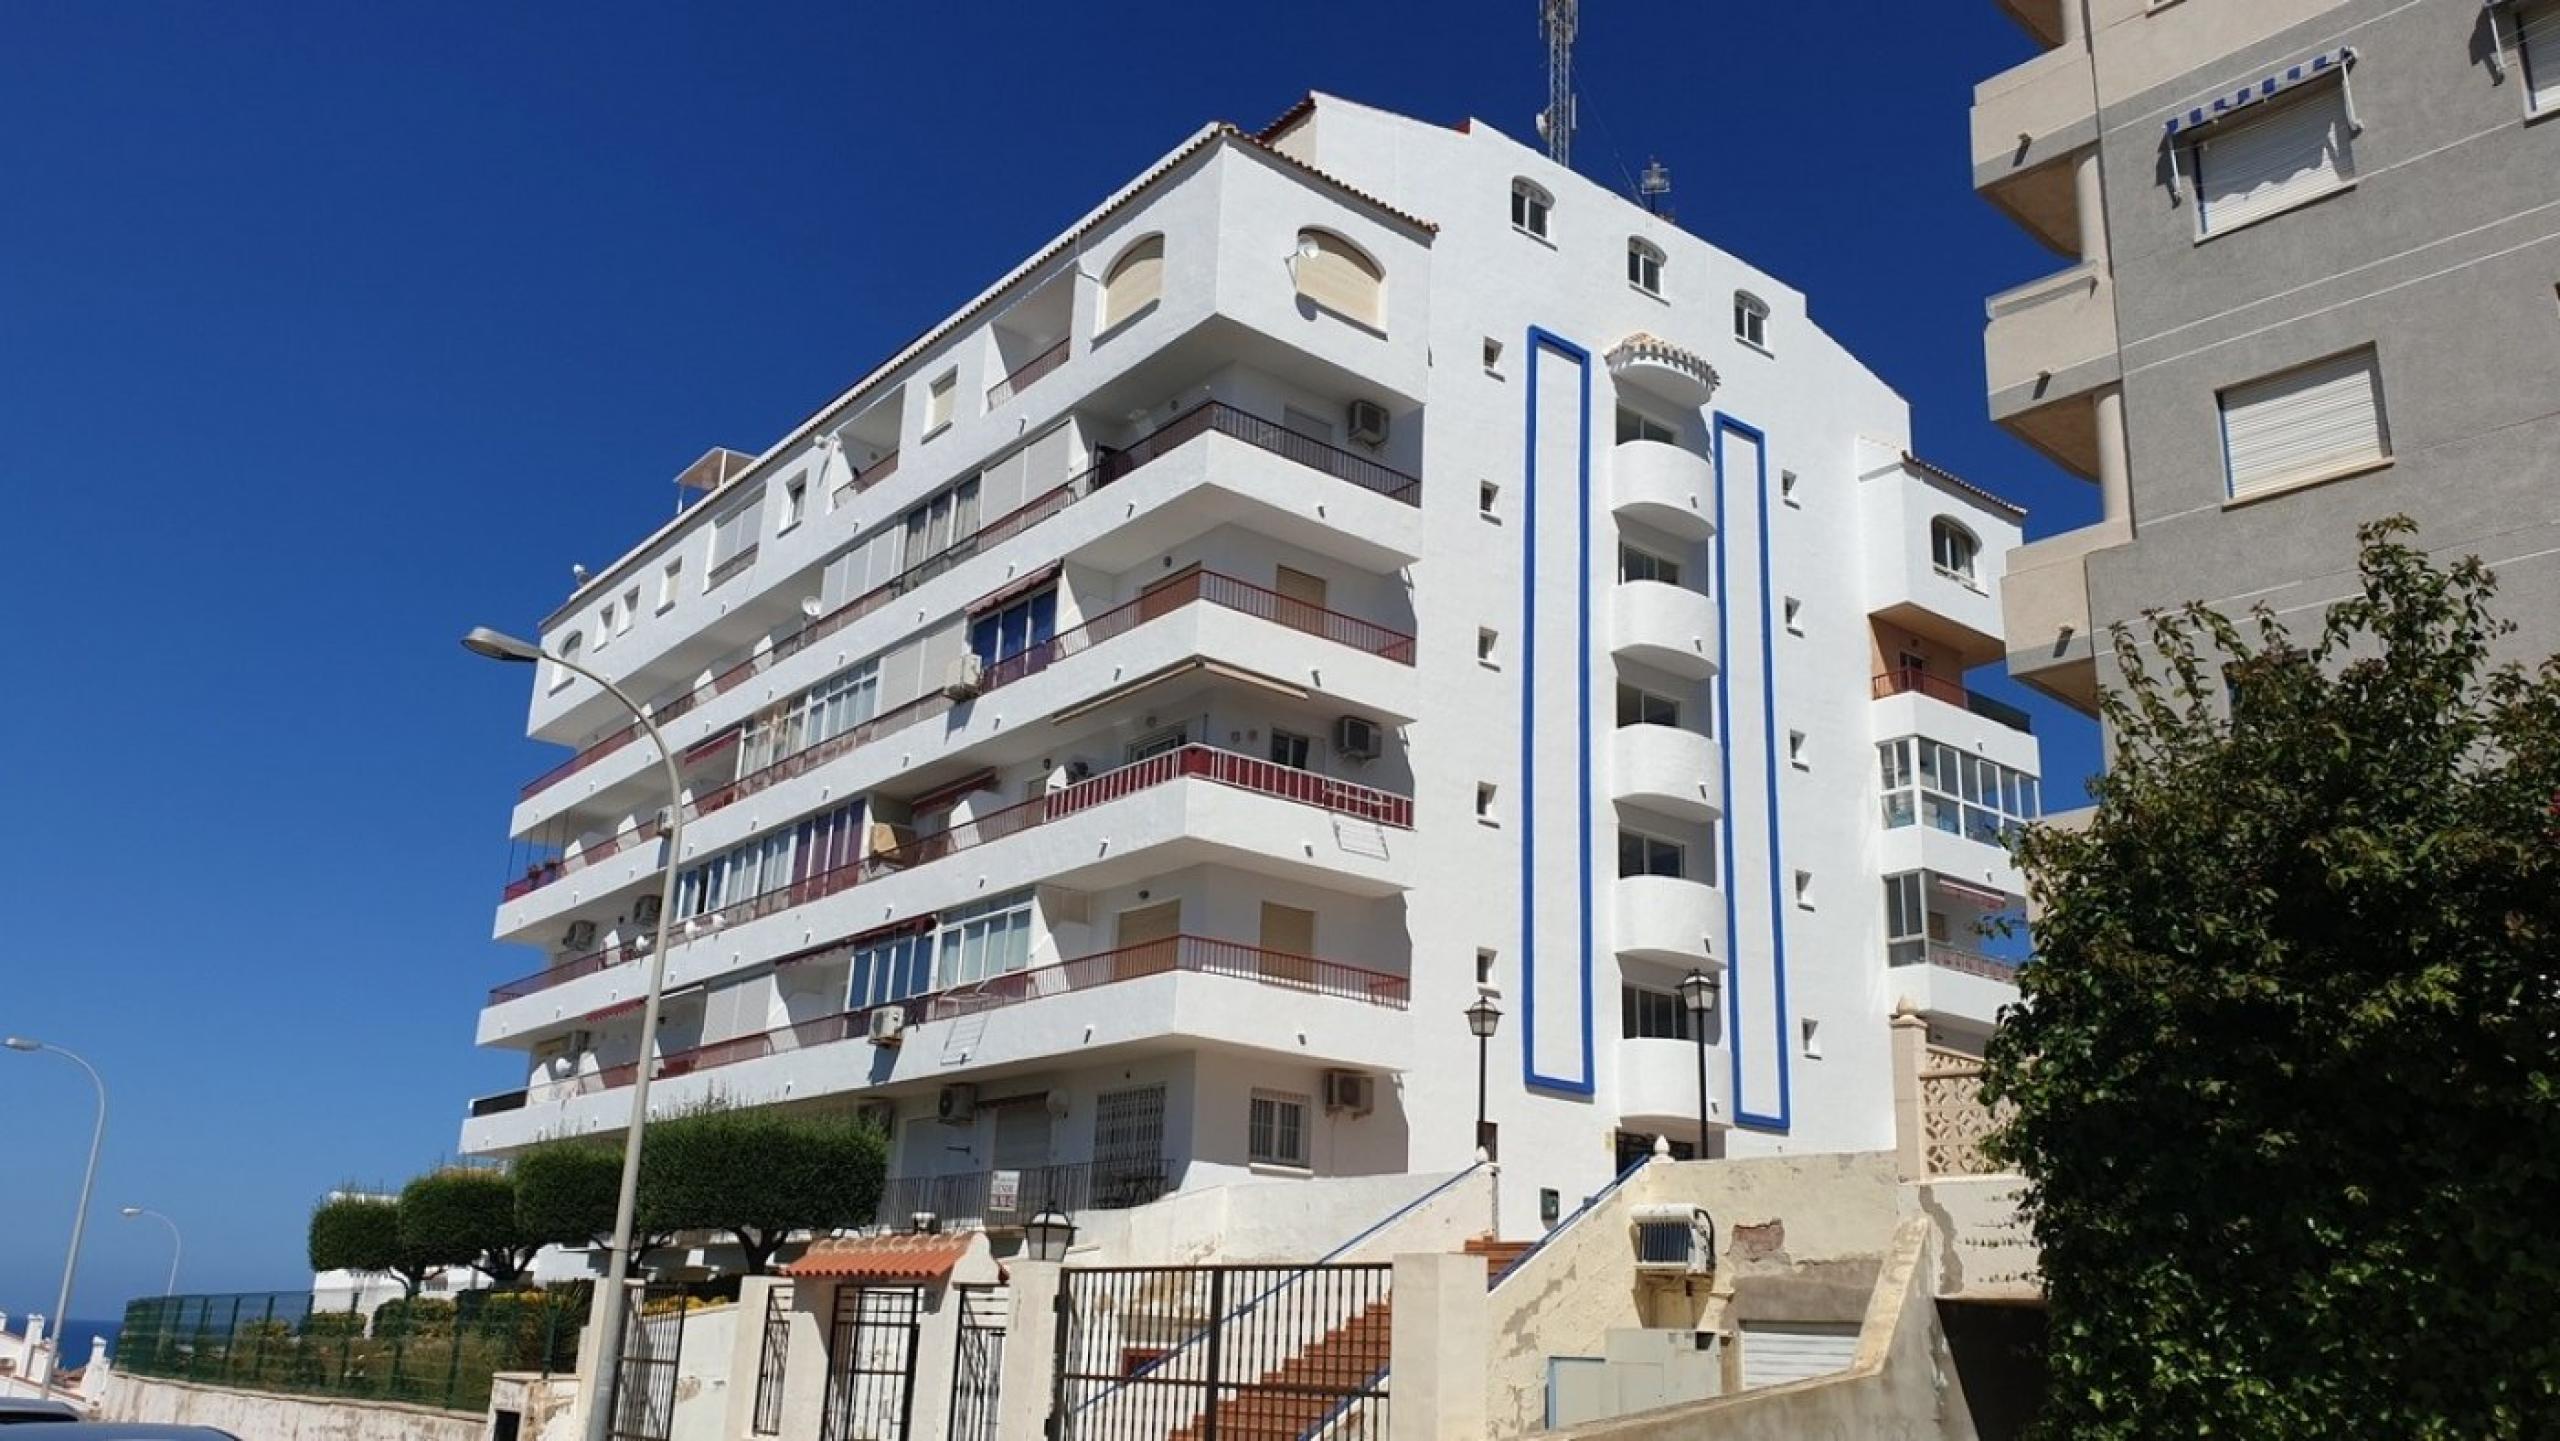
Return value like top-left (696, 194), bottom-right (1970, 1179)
top-left (1872, 667), bottom-right (2033, 735)
top-left (1052, 1263), bottom-right (1391, 1440)
top-left (751, 1286), bottom-right (792, 1436)
top-left (877, 1158), bottom-right (1170, 1230)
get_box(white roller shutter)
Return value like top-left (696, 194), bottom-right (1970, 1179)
top-left (1739, 1322), bottom-right (1861, 1389)
top-left (2219, 348), bottom-right (2388, 499)
top-left (2521, 3), bottom-right (2560, 114)
top-left (2193, 82), bottom-right (2355, 237)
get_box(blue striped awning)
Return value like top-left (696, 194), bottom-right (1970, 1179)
top-left (2163, 47), bottom-right (2357, 136)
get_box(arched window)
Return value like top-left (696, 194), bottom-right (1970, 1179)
top-left (1098, 234), bottom-right (1164, 332)
top-left (1292, 228), bottom-right (1385, 328)
top-left (1930, 517), bottom-right (1981, 584)
top-left (1733, 291), bottom-right (1770, 349)
top-left (1627, 239), bottom-right (1665, 297)
top-left (1510, 179), bottom-right (1553, 240)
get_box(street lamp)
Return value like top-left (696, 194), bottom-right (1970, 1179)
top-left (1464, 997), bottom-right (1502, 1160)
top-left (1677, 970), bottom-right (1720, 1159)
top-left (5, 1037), bottom-right (106, 1383)
top-left (120, 1207), bottom-right (182, 1296)
top-left (1024, 1209), bottom-right (1077, 1264)
top-left (463, 624), bottom-right (686, 1441)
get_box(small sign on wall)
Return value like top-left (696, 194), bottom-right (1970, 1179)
top-left (989, 1169), bottom-right (1021, 1213)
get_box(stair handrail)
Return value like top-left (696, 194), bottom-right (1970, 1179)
top-left (1487, 1149), bottom-right (1657, 1290)
top-left (1068, 1159), bottom-right (1490, 1416)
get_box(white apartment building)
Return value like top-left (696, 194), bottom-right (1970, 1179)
top-left (458, 93), bottom-right (2041, 1237)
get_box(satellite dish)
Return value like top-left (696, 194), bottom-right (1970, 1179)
top-left (1296, 235), bottom-right (1322, 262)
top-left (801, 596), bottom-right (824, 619)
top-left (571, 564), bottom-right (591, 584)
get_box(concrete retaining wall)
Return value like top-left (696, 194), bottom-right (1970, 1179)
top-left (102, 1371), bottom-right (486, 1441)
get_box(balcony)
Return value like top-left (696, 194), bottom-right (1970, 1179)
top-left (484, 749), bottom-right (1414, 1011)
top-left (516, 400), bottom-right (1422, 807)
top-left (1613, 873), bottom-right (1722, 968)
top-left (879, 1157), bottom-right (1171, 1231)
top-left (1871, 668), bottom-right (2031, 735)
top-left (1610, 581), bottom-right (1719, 680)
top-left (1889, 941), bottom-right (2020, 1032)
top-left (463, 936), bottom-right (1408, 1154)
top-left (498, 571), bottom-right (1414, 903)
top-left (1610, 723), bottom-right (1721, 823)
top-left (1985, 265), bottom-right (2120, 477)
top-left (1971, 45), bottom-right (2096, 254)
top-left (1617, 1035), bottom-right (1727, 1133)
top-left (2002, 521), bottom-right (2124, 717)
top-left (987, 337), bottom-right (1070, 409)
top-left (1610, 439), bottom-right (1716, 542)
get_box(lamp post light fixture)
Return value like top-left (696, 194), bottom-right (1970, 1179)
top-left (1465, 996), bottom-right (1502, 1160)
top-left (4, 1037), bottom-right (106, 1383)
top-left (1677, 970), bottom-right (1720, 1159)
top-left (1024, 1208), bottom-right (1077, 1264)
top-left (120, 1207), bottom-right (182, 1296)
top-left (462, 624), bottom-right (686, 1441)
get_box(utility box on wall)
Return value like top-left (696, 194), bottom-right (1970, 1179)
top-left (1546, 1327), bottom-right (1723, 1427)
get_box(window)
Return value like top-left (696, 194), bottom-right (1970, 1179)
top-left (1476, 948), bottom-right (1497, 984)
top-left (1734, 291), bottom-right (1770, 349)
top-left (1884, 871), bottom-right (1930, 967)
top-left (1783, 597), bottom-right (1804, 635)
top-left (1269, 729), bottom-right (1312, 769)
top-left (1801, 1019), bottom-right (1823, 1059)
top-left (619, 589), bottom-right (639, 634)
top-left (1788, 729), bottom-right (1808, 769)
top-left (2218, 347), bottom-right (2388, 499)
top-left (596, 600), bottom-right (617, 648)
top-left (1618, 684), bottom-right (1680, 729)
top-left (1616, 406), bottom-right (1677, 445)
top-left (1876, 737), bottom-right (2040, 841)
top-left (850, 927), bottom-right (935, 1011)
top-left (1627, 239), bottom-right (1665, 297)
top-left (969, 587), bottom-right (1059, 669)
top-left (1619, 543), bottom-right (1681, 587)
top-left (1794, 870), bottom-right (1815, 910)
top-left (1480, 481), bottom-right (1501, 520)
top-left (934, 891), bottom-right (1036, 988)
top-left (708, 498), bottom-right (760, 579)
top-left (901, 478), bottom-right (982, 572)
top-left (779, 478), bottom-right (807, 533)
top-left (1622, 985), bottom-right (1693, 1041)
top-left (1510, 179), bottom-right (1553, 240)
top-left (677, 802), bottom-right (863, 920)
top-left (1478, 628), bottom-right (1499, 666)
top-left (2518, 2), bottom-right (2560, 114)
top-left (1292, 229), bottom-right (1385, 329)
top-left (658, 559), bottom-right (682, 612)
top-left (738, 658), bottom-right (880, 776)
top-left (1483, 337), bottom-right (1505, 372)
top-left (1780, 470), bottom-right (1800, 507)
top-left (2189, 80), bottom-right (2356, 238)
top-left (1619, 830), bottom-right (1686, 880)
top-left (548, 631), bottom-right (581, 692)
top-left (1477, 783), bottom-right (1499, 824)
top-left (1930, 519), bottom-right (1981, 586)
top-left (1099, 234), bottom-right (1164, 331)
top-left (924, 371), bottom-right (956, 437)
top-left (1248, 1091), bottom-right (1311, 1168)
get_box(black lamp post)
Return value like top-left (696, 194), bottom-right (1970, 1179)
top-left (1465, 996), bottom-right (1503, 1159)
top-left (1678, 969), bottom-right (1720, 1158)
top-left (1025, 1208), bottom-right (1077, 1264)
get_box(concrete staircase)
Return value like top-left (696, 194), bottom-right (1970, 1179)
top-left (1168, 1298), bottom-right (1392, 1441)
top-left (1464, 1234), bottom-right (1535, 1287)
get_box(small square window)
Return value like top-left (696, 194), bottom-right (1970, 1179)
top-left (1794, 870), bottom-right (1815, 909)
top-left (1476, 948), bottom-right (1496, 984)
top-left (1476, 783), bottom-right (1499, 824)
top-left (1801, 1018), bottom-right (1823, 1059)
top-left (1783, 597), bottom-right (1804, 635)
top-left (1478, 628), bottom-right (1499, 667)
top-left (1483, 338), bottom-right (1505, 372)
top-left (1479, 481), bottom-right (1501, 520)
top-left (1788, 730), bottom-right (1809, 769)
top-left (658, 559), bottom-right (683, 612)
top-left (1248, 1090), bottom-right (1311, 1168)
top-left (924, 370), bottom-right (957, 437)
top-left (596, 601), bottom-right (616, 648)
top-left (780, 478), bottom-right (807, 533)
top-left (1780, 470), bottom-right (1800, 507)
top-left (619, 589), bottom-right (639, 634)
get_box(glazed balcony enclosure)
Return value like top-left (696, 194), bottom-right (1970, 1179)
top-left (1885, 869), bottom-right (2025, 1036)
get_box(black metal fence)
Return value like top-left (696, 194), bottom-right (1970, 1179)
top-left (115, 1288), bottom-right (583, 1415)
top-left (820, 1286), bottom-right (922, 1441)
top-left (751, 1286), bottom-right (793, 1435)
top-left (609, 1287), bottom-right (685, 1441)
top-left (875, 1158), bottom-right (1169, 1231)
top-left (947, 1284), bottom-right (1008, 1441)
top-left (1052, 1264), bottom-right (1391, 1441)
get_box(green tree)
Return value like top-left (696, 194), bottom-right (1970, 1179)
top-left (514, 1139), bottom-right (675, 1261)
top-left (306, 1193), bottom-right (436, 1298)
top-left (1986, 519), bottom-right (2560, 1439)
top-left (641, 1105), bottom-right (887, 1273)
top-left (399, 1168), bottom-right (538, 1288)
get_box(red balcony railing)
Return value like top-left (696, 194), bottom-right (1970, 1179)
top-left (504, 572), bottom-right (1414, 900)
top-left (485, 746), bottom-right (1412, 1005)
top-left (1870, 667), bottom-right (2034, 734)
top-left (516, 400), bottom-right (1422, 803)
top-left (540, 934), bottom-right (1407, 1098)
top-left (987, 338), bottom-right (1069, 408)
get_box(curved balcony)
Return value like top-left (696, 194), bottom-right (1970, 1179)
top-left (1606, 333), bottom-right (1721, 410)
top-left (1611, 440), bottom-right (1716, 542)
top-left (1617, 1035), bottom-right (1725, 1130)
top-left (1610, 724), bottom-right (1721, 823)
top-left (1611, 581), bottom-right (1719, 680)
top-left (1613, 874), bottom-right (1721, 967)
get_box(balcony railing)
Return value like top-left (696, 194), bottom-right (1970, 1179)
top-left (987, 338), bottom-right (1070, 408)
top-left (518, 401), bottom-right (1422, 804)
top-left (849, 449), bottom-right (900, 492)
top-left (501, 571), bottom-right (1413, 901)
top-left (512, 935), bottom-right (1406, 1098)
top-left (879, 1158), bottom-right (1171, 1229)
top-left (1888, 939), bottom-right (2023, 982)
top-left (1871, 667), bottom-right (2034, 734)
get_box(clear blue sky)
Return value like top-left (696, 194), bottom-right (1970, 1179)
top-left (0, 1), bottom-right (2079, 1316)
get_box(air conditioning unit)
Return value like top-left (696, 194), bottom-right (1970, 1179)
top-left (1631, 1204), bottom-right (1717, 1276)
top-left (937, 1084), bottom-right (979, 1125)
top-left (1323, 1070), bottom-right (1376, 1116)
top-left (562, 920), bottom-right (599, 952)
top-left (632, 895), bottom-right (662, 928)
top-left (942, 654), bottom-right (987, 701)
top-left (1346, 399), bottom-right (1391, 447)
top-left (866, 1006), bottom-right (907, 1048)
top-left (1334, 714), bottom-right (1383, 761)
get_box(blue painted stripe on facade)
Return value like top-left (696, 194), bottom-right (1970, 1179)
top-left (1521, 326), bottom-right (1596, 1097)
top-left (1715, 414), bottom-right (1793, 1134)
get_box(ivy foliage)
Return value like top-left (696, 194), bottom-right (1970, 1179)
top-left (1987, 519), bottom-right (2560, 1438)
top-left (640, 1105), bottom-right (887, 1274)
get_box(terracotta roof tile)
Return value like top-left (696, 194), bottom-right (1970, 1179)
top-left (785, 1232), bottom-right (974, 1284)
top-left (1901, 452), bottom-right (2028, 521)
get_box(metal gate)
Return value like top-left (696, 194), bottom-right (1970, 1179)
top-left (820, 1284), bottom-right (923, 1441)
top-left (609, 1287), bottom-right (686, 1441)
top-left (947, 1283), bottom-right (1008, 1441)
top-left (1051, 1264), bottom-right (1391, 1441)
top-left (751, 1285), bottom-right (794, 1435)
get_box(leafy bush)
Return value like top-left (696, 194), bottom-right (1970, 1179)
top-left (298, 1308), bottom-right (367, 1339)
top-left (371, 1296), bottom-right (456, 1338)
